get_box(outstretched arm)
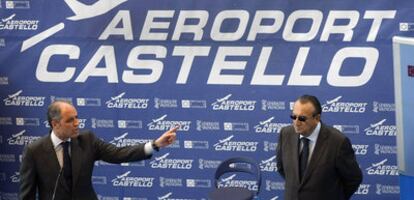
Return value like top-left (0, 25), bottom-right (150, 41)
top-left (153, 125), bottom-right (179, 148)
top-left (94, 126), bottom-right (179, 163)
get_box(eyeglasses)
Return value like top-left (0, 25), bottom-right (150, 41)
top-left (290, 114), bottom-right (314, 122)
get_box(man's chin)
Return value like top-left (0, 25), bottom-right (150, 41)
top-left (71, 131), bottom-right (80, 138)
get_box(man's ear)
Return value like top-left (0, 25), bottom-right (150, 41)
top-left (315, 114), bottom-right (321, 121)
top-left (51, 120), bottom-right (59, 129)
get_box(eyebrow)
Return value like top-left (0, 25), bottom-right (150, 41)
top-left (65, 115), bottom-right (78, 122)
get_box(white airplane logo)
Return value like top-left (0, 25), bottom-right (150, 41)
top-left (221, 174), bottom-right (236, 182)
top-left (158, 192), bottom-right (172, 200)
top-left (110, 132), bottom-right (128, 143)
top-left (7, 90), bottom-right (23, 99)
top-left (370, 119), bottom-right (386, 128)
top-left (152, 114), bottom-right (167, 123)
top-left (65, 0), bottom-right (128, 21)
top-left (260, 117), bottom-right (274, 125)
top-left (21, 0), bottom-right (128, 52)
top-left (326, 96), bottom-right (342, 105)
top-left (366, 159), bottom-right (387, 170)
top-left (254, 117), bottom-right (274, 128)
top-left (364, 119), bottom-right (386, 131)
top-left (8, 130), bottom-right (26, 142)
top-left (212, 94), bottom-right (232, 105)
top-left (2, 13), bottom-right (16, 22)
top-left (261, 156), bottom-right (276, 164)
top-left (115, 171), bottom-right (130, 180)
top-left (150, 153), bottom-right (170, 164)
top-left (214, 135), bottom-right (234, 146)
top-left (111, 92), bottom-right (126, 101)
top-left (105, 92), bottom-right (125, 104)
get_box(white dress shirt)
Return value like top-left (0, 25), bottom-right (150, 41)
top-left (50, 131), bottom-right (71, 168)
top-left (299, 122), bottom-right (321, 164)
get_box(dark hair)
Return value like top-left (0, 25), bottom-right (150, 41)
top-left (47, 100), bottom-right (71, 128)
top-left (297, 95), bottom-right (322, 116)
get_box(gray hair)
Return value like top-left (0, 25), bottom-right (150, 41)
top-left (47, 100), bottom-right (71, 128)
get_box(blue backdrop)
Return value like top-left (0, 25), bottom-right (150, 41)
top-left (1, 0), bottom-right (414, 199)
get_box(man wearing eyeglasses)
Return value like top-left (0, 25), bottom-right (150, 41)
top-left (276, 95), bottom-right (362, 200)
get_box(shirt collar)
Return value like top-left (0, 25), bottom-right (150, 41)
top-left (299, 122), bottom-right (321, 143)
top-left (50, 130), bottom-right (71, 148)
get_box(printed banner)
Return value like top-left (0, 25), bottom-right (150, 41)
top-left (2, 0), bottom-right (414, 199)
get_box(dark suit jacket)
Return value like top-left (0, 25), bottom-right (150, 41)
top-left (276, 123), bottom-right (362, 200)
top-left (19, 130), bottom-right (150, 200)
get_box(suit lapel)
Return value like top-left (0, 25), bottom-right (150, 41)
top-left (71, 137), bottom-right (83, 187)
top-left (41, 135), bottom-right (61, 173)
top-left (288, 130), bottom-right (301, 184)
top-left (40, 135), bottom-right (73, 191)
top-left (300, 124), bottom-right (329, 184)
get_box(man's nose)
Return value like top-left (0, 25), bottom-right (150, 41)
top-left (293, 119), bottom-right (302, 125)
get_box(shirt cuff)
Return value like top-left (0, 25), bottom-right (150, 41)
top-left (144, 142), bottom-right (154, 156)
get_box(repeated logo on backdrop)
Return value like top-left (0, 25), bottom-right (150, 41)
top-left (111, 171), bottom-right (154, 188)
top-left (0, 13), bottom-right (38, 30)
top-left (364, 119), bottom-right (397, 137)
top-left (106, 92), bottom-right (149, 109)
top-left (150, 153), bottom-right (193, 170)
top-left (0, 0), bottom-right (410, 199)
top-left (0, 93), bottom-right (402, 199)
top-left (3, 90), bottom-right (45, 107)
top-left (322, 96), bottom-right (368, 113)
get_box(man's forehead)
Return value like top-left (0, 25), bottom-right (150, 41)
top-left (293, 101), bottom-right (315, 113)
top-left (60, 103), bottom-right (77, 116)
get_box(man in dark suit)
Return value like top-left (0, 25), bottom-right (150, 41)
top-left (19, 100), bottom-right (178, 200)
top-left (276, 95), bottom-right (362, 200)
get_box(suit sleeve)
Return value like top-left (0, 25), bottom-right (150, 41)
top-left (276, 128), bottom-right (285, 179)
top-left (19, 146), bottom-right (37, 200)
top-left (91, 133), bottom-right (151, 163)
top-left (336, 137), bottom-right (363, 199)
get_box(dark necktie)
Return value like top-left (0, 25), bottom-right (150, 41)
top-left (299, 137), bottom-right (309, 181)
top-left (62, 141), bottom-right (72, 190)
